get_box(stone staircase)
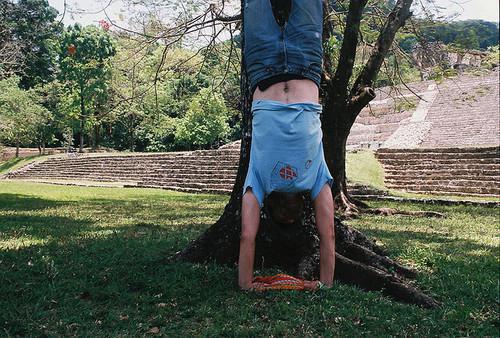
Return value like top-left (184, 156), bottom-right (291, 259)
top-left (7, 152), bottom-right (183, 184)
top-left (6, 144), bottom-right (242, 194)
top-left (134, 147), bottom-right (240, 194)
top-left (6, 140), bottom-right (383, 197)
top-left (376, 147), bottom-right (500, 197)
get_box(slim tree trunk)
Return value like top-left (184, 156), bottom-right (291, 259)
top-left (79, 89), bottom-right (85, 153)
top-left (15, 140), bottom-right (20, 158)
top-left (79, 119), bottom-right (84, 153)
top-left (92, 124), bottom-right (100, 151)
top-left (129, 114), bottom-right (135, 152)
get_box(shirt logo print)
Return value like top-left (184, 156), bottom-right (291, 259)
top-left (279, 165), bottom-right (297, 180)
top-left (270, 161), bottom-right (298, 190)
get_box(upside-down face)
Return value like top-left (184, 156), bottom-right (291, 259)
top-left (267, 191), bottom-right (304, 225)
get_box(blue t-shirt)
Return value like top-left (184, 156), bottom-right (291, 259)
top-left (243, 100), bottom-right (333, 207)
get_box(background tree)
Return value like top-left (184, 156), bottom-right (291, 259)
top-left (0, 77), bottom-right (52, 157)
top-left (0, 0), bottom-right (61, 88)
top-left (174, 88), bottom-right (231, 149)
top-left (424, 20), bottom-right (499, 50)
top-left (58, 24), bottom-right (116, 152)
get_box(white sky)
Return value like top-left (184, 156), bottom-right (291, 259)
top-left (47, 0), bottom-right (499, 27)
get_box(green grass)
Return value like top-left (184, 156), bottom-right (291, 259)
top-left (346, 150), bottom-right (386, 189)
top-left (0, 155), bottom-right (52, 175)
top-left (0, 181), bottom-right (498, 336)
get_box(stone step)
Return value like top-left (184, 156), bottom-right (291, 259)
top-left (377, 147), bottom-right (499, 155)
top-left (22, 160), bottom-right (239, 171)
top-left (356, 111), bottom-right (412, 125)
top-left (45, 155), bottom-right (183, 162)
top-left (386, 183), bottom-right (499, 196)
top-left (24, 166), bottom-right (159, 172)
top-left (376, 151), bottom-right (499, 160)
top-left (10, 173), bottom-right (144, 181)
top-left (35, 156), bottom-right (239, 165)
top-left (384, 173), bottom-right (500, 182)
top-left (12, 166), bottom-right (239, 178)
top-left (41, 152), bottom-right (238, 163)
top-left (385, 175), bottom-right (500, 183)
top-left (388, 188), bottom-right (499, 198)
top-left (385, 178), bottom-right (499, 188)
top-left (134, 183), bottom-right (232, 195)
top-left (141, 177), bottom-right (235, 185)
top-left (379, 159), bottom-right (500, 168)
top-left (137, 181), bottom-right (233, 191)
top-left (148, 173), bottom-right (237, 180)
top-left (29, 161), bottom-right (164, 168)
top-left (158, 161), bottom-right (238, 167)
top-left (10, 171), bottom-right (153, 179)
top-left (383, 168), bottom-right (499, 177)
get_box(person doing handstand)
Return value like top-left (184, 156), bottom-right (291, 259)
top-left (238, 0), bottom-right (335, 290)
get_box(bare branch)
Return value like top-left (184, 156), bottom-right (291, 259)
top-left (351, 0), bottom-right (413, 96)
top-left (329, 0), bottom-right (369, 99)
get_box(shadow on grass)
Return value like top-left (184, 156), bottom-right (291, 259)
top-left (0, 193), bottom-right (66, 211)
top-left (362, 228), bottom-right (497, 255)
top-left (2, 225), bottom-right (498, 336)
top-left (0, 155), bottom-right (44, 174)
top-left (0, 191), bottom-right (497, 336)
top-left (0, 213), bottom-right (91, 235)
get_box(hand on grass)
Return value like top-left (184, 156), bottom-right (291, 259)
top-left (303, 280), bottom-right (321, 290)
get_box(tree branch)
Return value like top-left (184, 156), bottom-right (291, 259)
top-left (351, 0), bottom-right (413, 96)
top-left (329, 0), bottom-right (369, 100)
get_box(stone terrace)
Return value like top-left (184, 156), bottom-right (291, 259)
top-left (6, 148), bottom-right (239, 194)
top-left (420, 72), bottom-right (499, 148)
top-left (348, 71), bottom-right (500, 150)
top-left (347, 80), bottom-right (434, 149)
top-left (5, 141), bottom-right (381, 197)
top-left (376, 147), bottom-right (500, 197)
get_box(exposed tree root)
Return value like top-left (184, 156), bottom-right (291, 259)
top-left (334, 190), bottom-right (369, 217)
top-left (335, 188), bottom-right (446, 219)
top-left (365, 207), bottom-right (446, 218)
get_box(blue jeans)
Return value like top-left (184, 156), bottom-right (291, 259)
top-left (243, 0), bottom-right (324, 91)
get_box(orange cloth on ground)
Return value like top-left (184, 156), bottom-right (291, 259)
top-left (252, 273), bottom-right (305, 290)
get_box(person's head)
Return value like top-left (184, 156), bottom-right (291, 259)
top-left (266, 191), bottom-right (304, 225)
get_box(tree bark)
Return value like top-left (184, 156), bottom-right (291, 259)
top-left (173, 0), bottom-right (439, 308)
top-left (92, 124), bottom-right (100, 151)
top-left (79, 88), bottom-right (85, 153)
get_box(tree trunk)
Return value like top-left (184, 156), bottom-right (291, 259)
top-left (321, 97), bottom-right (365, 212)
top-left (129, 118), bottom-right (135, 152)
top-left (92, 124), bottom-right (100, 151)
top-left (79, 89), bottom-right (85, 153)
top-left (15, 140), bottom-right (19, 158)
top-left (173, 0), bottom-right (438, 308)
top-left (79, 119), bottom-right (84, 153)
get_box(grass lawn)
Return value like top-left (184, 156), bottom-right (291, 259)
top-left (0, 155), bottom-right (52, 175)
top-left (0, 181), bottom-right (498, 336)
top-left (346, 150), bottom-right (386, 190)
